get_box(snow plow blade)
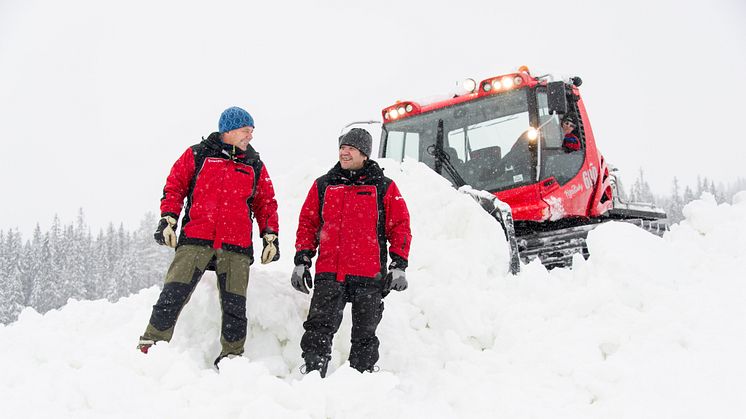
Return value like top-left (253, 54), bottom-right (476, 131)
top-left (459, 185), bottom-right (668, 272)
top-left (516, 218), bottom-right (668, 269)
top-left (459, 186), bottom-right (521, 274)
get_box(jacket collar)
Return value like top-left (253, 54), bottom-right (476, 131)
top-left (203, 132), bottom-right (260, 164)
top-left (328, 159), bottom-right (384, 185)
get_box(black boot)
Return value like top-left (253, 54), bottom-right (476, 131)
top-left (351, 364), bottom-right (380, 373)
top-left (301, 353), bottom-right (330, 378)
top-left (213, 353), bottom-right (241, 370)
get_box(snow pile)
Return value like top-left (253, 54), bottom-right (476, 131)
top-left (1, 161), bottom-right (745, 419)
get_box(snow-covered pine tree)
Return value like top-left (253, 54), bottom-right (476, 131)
top-left (630, 168), bottom-right (655, 203)
top-left (683, 185), bottom-right (695, 205)
top-left (27, 229), bottom-right (52, 311)
top-left (110, 226), bottom-right (134, 300)
top-left (20, 239), bottom-right (33, 306)
top-left (44, 215), bottom-right (69, 311)
top-left (0, 212), bottom-right (173, 324)
top-left (666, 177), bottom-right (685, 223)
top-left (131, 212), bottom-right (171, 292)
top-left (65, 209), bottom-right (91, 301)
top-left (0, 230), bottom-right (25, 323)
top-left (99, 223), bottom-right (118, 300)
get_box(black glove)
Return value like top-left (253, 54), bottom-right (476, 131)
top-left (384, 269), bottom-right (407, 292)
top-left (154, 215), bottom-right (177, 248)
top-left (260, 233), bottom-right (280, 264)
top-left (291, 265), bottom-right (313, 294)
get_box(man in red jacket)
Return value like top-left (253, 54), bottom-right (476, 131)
top-left (292, 128), bottom-right (412, 377)
top-left (138, 106), bottom-right (280, 367)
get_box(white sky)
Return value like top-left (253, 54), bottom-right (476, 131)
top-left (1, 0), bottom-right (745, 235)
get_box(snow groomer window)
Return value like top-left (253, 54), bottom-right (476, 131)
top-left (537, 91), bottom-right (563, 148)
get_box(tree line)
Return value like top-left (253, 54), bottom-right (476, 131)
top-left (0, 211), bottom-right (171, 324)
top-left (626, 172), bottom-right (746, 224)
top-left (1, 175), bottom-right (745, 324)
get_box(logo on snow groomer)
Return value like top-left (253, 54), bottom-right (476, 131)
top-left (564, 183), bottom-right (583, 198)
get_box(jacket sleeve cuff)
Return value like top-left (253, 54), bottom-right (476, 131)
top-left (388, 252), bottom-right (408, 271)
top-left (294, 250), bottom-right (316, 267)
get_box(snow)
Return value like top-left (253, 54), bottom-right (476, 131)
top-left (1, 160), bottom-right (745, 418)
top-left (546, 196), bottom-right (567, 221)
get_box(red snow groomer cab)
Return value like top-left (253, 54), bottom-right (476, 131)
top-left (378, 67), bottom-right (666, 271)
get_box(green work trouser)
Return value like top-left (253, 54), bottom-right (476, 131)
top-left (141, 245), bottom-right (251, 357)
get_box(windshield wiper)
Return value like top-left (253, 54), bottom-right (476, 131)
top-left (427, 119), bottom-right (467, 187)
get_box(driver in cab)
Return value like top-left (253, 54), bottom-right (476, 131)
top-left (561, 116), bottom-right (581, 152)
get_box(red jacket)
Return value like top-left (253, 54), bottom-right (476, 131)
top-left (295, 160), bottom-right (411, 282)
top-left (160, 133), bottom-right (279, 257)
top-left (563, 133), bottom-right (580, 151)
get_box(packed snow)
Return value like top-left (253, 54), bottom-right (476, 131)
top-left (1, 159), bottom-right (745, 419)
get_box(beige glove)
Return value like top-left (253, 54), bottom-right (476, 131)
top-left (154, 216), bottom-right (177, 248)
top-left (261, 233), bottom-right (280, 264)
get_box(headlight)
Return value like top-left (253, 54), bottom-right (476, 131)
top-left (492, 79), bottom-right (502, 90)
top-left (405, 104), bottom-right (413, 112)
top-left (397, 107), bottom-right (406, 116)
top-left (502, 77), bottom-right (514, 89)
top-left (527, 128), bottom-right (538, 141)
top-left (462, 78), bottom-right (477, 93)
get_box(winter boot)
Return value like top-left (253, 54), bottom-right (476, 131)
top-left (213, 353), bottom-right (241, 370)
top-left (300, 353), bottom-right (330, 378)
top-left (137, 338), bottom-right (155, 354)
top-left (351, 364), bottom-right (380, 374)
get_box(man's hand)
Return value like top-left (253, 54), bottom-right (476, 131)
top-left (261, 233), bottom-right (280, 264)
top-left (384, 269), bottom-right (408, 292)
top-left (291, 265), bottom-right (313, 294)
top-left (154, 216), bottom-right (177, 248)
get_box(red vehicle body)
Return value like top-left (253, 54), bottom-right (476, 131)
top-left (378, 67), bottom-right (665, 269)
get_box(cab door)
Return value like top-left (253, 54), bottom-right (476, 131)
top-left (535, 89), bottom-right (591, 219)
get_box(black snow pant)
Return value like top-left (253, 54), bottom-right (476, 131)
top-left (300, 276), bottom-right (385, 372)
top-left (141, 245), bottom-right (251, 358)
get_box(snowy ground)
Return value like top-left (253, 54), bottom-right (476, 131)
top-left (1, 159), bottom-right (745, 419)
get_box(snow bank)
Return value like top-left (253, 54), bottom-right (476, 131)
top-left (1, 161), bottom-right (745, 419)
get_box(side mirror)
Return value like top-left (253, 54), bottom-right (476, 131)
top-left (547, 81), bottom-right (567, 115)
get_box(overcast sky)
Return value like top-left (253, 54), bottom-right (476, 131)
top-left (1, 0), bottom-right (745, 236)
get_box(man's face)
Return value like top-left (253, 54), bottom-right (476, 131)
top-left (562, 120), bottom-right (576, 135)
top-left (339, 145), bottom-right (366, 170)
top-left (222, 126), bottom-right (254, 151)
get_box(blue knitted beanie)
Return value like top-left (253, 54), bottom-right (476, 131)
top-left (219, 107), bottom-right (254, 133)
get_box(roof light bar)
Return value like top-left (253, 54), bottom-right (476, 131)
top-left (478, 72), bottom-right (530, 96)
top-left (382, 101), bottom-right (421, 121)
